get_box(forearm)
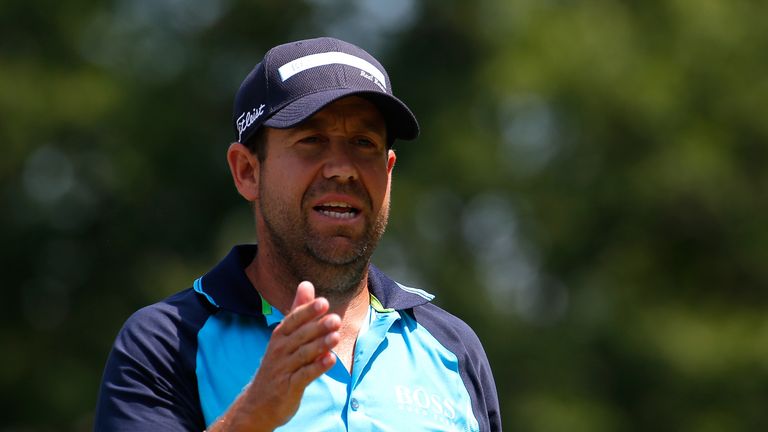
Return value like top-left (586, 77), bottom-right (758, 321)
top-left (207, 386), bottom-right (278, 432)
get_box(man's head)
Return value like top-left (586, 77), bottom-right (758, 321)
top-left (232, 37), bottom-right (418, 151)
top-left (227, 37), bottom-right (419, 302)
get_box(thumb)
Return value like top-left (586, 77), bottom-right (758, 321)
top-left (290, 281), bottom-right (316, 312)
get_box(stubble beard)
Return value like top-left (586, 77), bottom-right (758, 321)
top-left (259, 178), bottom-right (389, 304)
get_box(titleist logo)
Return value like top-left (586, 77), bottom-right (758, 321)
top-left (236, 104), bottom-right (266, 141)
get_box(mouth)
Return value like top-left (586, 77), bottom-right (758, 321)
top-left (312, 202), bottom-right (361, 220)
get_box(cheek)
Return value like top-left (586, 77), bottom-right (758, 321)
top-left (365, 169), bottom-right (392, 207)
top-left (261, 160), bottom-right (311, 202)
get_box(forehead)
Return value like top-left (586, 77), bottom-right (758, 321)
top-left (300, 96), bottom-right (386, 132)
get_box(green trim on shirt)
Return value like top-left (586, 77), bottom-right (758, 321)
top-left (370, 293), bottom-right (394, 313)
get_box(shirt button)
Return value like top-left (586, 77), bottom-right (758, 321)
top-left (350, 398), bottom-right (360, 411)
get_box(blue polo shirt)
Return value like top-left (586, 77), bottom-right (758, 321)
top-left (95, 245), bottom-right (501, 431)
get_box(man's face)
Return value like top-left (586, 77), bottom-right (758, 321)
top-left (256, 96), bottom-right (396, 300)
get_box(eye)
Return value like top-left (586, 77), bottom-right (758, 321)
top-left (298, 135), bottom-right (323, 144)
top-left (355, 137), bottom-right (377, 148)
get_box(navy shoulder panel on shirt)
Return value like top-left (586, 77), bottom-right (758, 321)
top-left (411, 302), bottom-right (502, 432)
top-left (94, 288), bottom-right (215, 432)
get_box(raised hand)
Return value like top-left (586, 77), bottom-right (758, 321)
top-left (209, 281), bottom-right (341, 432)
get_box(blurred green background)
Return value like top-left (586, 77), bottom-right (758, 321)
top-left (2, 0), bottom-right (768, 430)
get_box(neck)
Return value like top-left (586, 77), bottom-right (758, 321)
top-left (245, 244), bottom-right (371, 320)
top-left (246, 243), bottom-right (373, 372)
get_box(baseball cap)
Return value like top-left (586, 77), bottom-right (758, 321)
top-left (233, 37), bottom-right (419, 145)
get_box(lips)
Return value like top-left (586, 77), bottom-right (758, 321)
top-left (313, 201), bottom-right (361, 219)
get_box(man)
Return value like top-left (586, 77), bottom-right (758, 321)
top-left (95, 37), bottom-right (500, 431)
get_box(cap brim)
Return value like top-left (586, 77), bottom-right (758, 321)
top-left (263, 89), bottom-right (419, 141)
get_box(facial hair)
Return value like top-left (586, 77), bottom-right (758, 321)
top-left (258, 175), bottom-right (389, 304)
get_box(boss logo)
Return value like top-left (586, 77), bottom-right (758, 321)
top-left (394, 385), bottom-right (457, 420)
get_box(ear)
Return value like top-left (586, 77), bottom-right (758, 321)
top-left (386, 149), bottom-right (396, 174)
top-left (227, 142), bottom-right (260, 201)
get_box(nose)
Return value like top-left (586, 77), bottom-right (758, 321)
top-left (321, 140), bottom-right (358, 182)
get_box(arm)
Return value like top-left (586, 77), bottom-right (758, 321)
top-left (94, 291), bottom-right (209, 431)
top-left (208, 281), bottom-right (341, 432)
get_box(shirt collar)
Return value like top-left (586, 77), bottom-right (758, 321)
top-left (194, 244), bottom-right (434, 317)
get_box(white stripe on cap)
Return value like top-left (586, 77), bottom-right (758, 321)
top-left (277, 51), bottom-right (387, 87)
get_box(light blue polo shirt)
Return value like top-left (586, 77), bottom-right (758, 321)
top-left (95, 245), bottom-right (501, 431)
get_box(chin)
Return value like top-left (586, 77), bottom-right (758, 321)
top-left (309, 260), bottom-right (369, 303)
top-left (307, 241), bottom-right (368, 266)
top-left (303, 240), bottom-right (372, 301)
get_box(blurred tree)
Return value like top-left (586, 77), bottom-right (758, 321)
top-left (1, 0), bottom-right (767, 431)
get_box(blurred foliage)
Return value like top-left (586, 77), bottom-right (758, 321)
top-left (2, 0), bottom-right (767, 430)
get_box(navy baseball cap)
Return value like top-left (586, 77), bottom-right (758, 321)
top-left (233, 37), bottom-right (419, 145)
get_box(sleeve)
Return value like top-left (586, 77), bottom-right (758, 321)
top-left (413, 303), bottom-right (502, 432)
top-left (94, 294), bottom-right (209, 432)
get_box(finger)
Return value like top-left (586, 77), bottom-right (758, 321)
top-left (280, 317), bottom-right (341, 371)
top-left (289, 352), bottom-right (337, 391)
top-left (283, 312), bottom-right (341, 353)
top-left (279, 285), bottom-right (332, 336)
top-left (278, 297), bottom-right (330, 336)
top-left (279, 281), bottom-right (323, 336)
top-left (271, 313), bottom-right (340, 370)
top-left (283, 331), bottom-right (340, 373)
top-left (290, 281), bottom-right (315, 311)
